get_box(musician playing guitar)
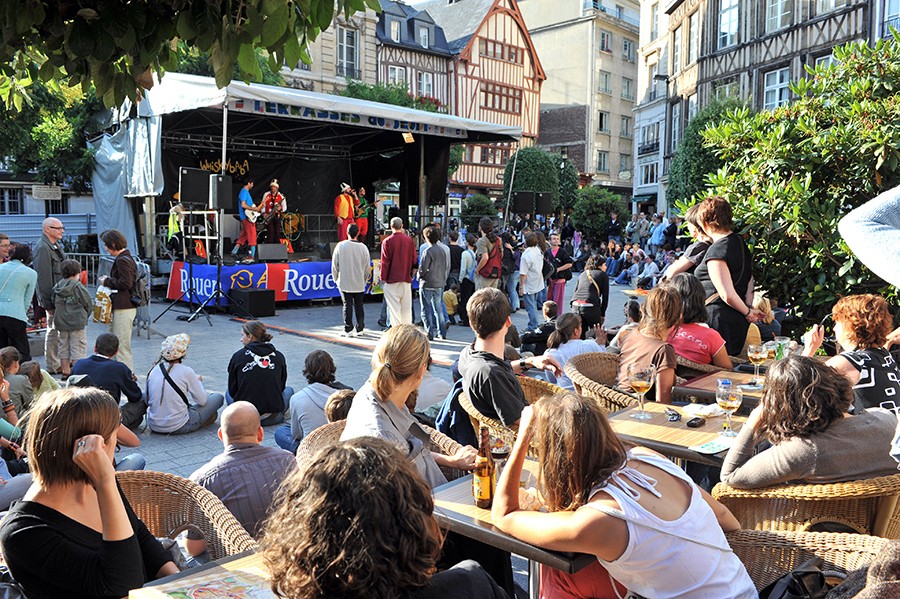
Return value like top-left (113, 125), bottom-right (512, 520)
top-left (260, 178), bottom-right (287, 243)
top-left (353, 186), bottom-right (381, 247)
top-left (231, 178), bottom-right (261, 262)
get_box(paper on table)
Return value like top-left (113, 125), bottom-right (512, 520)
top-left (681, 403), bottom-right (725, 418)
top-left (688, 439), bottom-right (734, 454)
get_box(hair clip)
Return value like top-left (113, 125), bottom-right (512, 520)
top-left (384, 363), bottom-right (391, 369)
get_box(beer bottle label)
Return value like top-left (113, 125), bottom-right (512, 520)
top-left (473, 473), bottom-right (492, 501)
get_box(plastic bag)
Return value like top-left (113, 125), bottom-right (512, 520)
top-left (93, 285), bottom-right (114, 324)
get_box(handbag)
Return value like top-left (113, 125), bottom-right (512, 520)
top-left (758, 557), bottom-right (842, 599)
top-left (0, 566), bottom-right (26, 599)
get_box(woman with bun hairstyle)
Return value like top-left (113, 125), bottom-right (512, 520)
top-left (227, 320), bottom-right (292, 426)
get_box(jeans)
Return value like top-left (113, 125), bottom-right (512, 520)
top-left (614, 270), bottom-right (632, 285)
top-left (167, 392), bottom-right (225, 434)
top-left (115, 453), bottom-right (147, 471)
top-left (340, 291), bottom-right (365, 333)
top-left (523, 292), bottom-right (540, 331)
top-left (537, 287), bottom-right (547, 305)
top-left (225, 387), bottom-right (294, 426)
top-left (421, 287), bottom-right (447, 338)
top-left (505, 270), bottom-right (520, 311)
top-left (274, 424), bottom-right (300, 454)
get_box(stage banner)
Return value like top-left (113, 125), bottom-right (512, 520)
top-left (167, 260), bottom-right (386, 303)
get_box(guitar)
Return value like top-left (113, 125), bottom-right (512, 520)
top-left (257, 206), bottom-right (283, 229)
top-left (354, 196), bottom-right (381, 219)
top-left (244, 205), bottom-right (263, 223)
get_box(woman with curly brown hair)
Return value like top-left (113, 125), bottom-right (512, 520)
top-left (803, 294), bottom-right (900, 410)
top-left (261, 437), bottom-right (507, 599)
top-left (721, 355), bottom-right (898, 489)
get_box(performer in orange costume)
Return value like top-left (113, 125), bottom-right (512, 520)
top-left (334, 182), bottom-right (357, 242)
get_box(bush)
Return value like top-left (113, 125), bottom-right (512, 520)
top-left (571, 186), bottom-right (626, 247)
top-left (460, 194), bottom-right (496, 231)
top-left (502, 146), bottom-right (559, 210)
top-left (558, 159), bottom-right (580, 210)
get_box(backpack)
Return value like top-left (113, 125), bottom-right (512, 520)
top-left (541, 256), bottom-right (556, 282)
top-left (477, 238), bottom-right (502, 279)
top-left (130, 256), bottom-right (151, 308)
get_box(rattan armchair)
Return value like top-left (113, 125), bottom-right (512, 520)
top-left (726, 529), bottom-right (889, 590)
top-left (674, 355), bottom-right (747, 380)
top-left (713, 473), bottom-right (900, 539)
top-left (116, 470), bottom-right (258, 560)
top-left (564, 352), bottom-right (637, 413)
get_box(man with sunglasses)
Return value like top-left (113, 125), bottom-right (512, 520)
top-left (32, 217), bottom-right (67, 374)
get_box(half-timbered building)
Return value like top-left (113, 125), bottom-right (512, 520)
top-left (417, 0), bottom-right (546, 196)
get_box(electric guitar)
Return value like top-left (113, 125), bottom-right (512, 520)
top-left (244, 204), bottom-right (263, 223)
top-left (257, 206), bottom-right (283, 229)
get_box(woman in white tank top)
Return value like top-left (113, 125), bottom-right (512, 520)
top-left (492, 392), bottom-right (756, 599)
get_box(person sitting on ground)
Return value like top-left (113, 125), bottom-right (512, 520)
top-left (325, 388), bottom-right (354, 422)
top-left (635, 255), bottom-right (661, 290)
top-left (0, 347), bottom-right (32, 418)
top-left (145, 334), bottom-right (224, 435)
top-left (721, 355), bottom-right (899, 489)
top-left (458, 289), bottom-right (561, 428)
top-left (0, 365), bottom-right (23, 439)
top-left (261, 437), bottom-right (509, 599)
top-left (72, 333), bottom-right (145, 429)
top-left (190, 401), bottom-right (296, 545)
top-left (663, 273), bottom-right (732, 369)
top-left (612, 253), bottom-right (642, 286)
top-left (0, 387), bottom-right (178, 599)
top-left (17, 360), bottom-right (60, 403)
top-left (752, 291), bottom-right (781, 341)
top-left (615, 286), bottom-right (680, 404)
top-left (803, 294), bottom-right (900, 411)
top-left (492, 393), bottom-right (755, 599)
top-left (51, 258), bottom-right (92, 378)
top-left (545, 313), bottom-right (606, 390)
top-left (227, 320), bottom-right (293, 426)
top-left (658, 204), bottom-right (711, 283)
top-left (520, 300), bottom-right (558, 356)
top-left (608, 300), bottom-right (642, 353)
top-left (275, 350), bottom-right (348, 453)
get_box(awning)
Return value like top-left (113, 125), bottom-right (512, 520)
top-left (632, 194), bottom-right (657, 203)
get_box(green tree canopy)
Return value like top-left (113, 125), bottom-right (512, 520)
top-left (460, 194), bottom-right (496, 230)
top-left (0, 0), bottom-right (379, 111)
top-left (502, 146), bottom-right (559, 210)
top-left (558, 158), bottom-right (579, 210)
top-left (339, 80), bottom-right (445, 112)
top-left (173, 41), bottom-right (284, 86)
top-left (571, 186), bottom-right (626, 247)
top-left (679, 38), bottom-right (900, 320)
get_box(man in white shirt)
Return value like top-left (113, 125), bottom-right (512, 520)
top-left (637, 256), bottom-right (661, 289)
top-left (331, 223), bottom-right (371, 336)
top-left (518, 232), bottom-right (546, 331)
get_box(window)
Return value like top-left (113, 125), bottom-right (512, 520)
top-left (46, 197), bottom-right (68, 215)
top-left (598, 70), bottom-right (612, 93)
top-left (478, 144), bottom-right (511, 165)
top-left (623, 38), bottom-right (636, 61)
top-left (417, 71), bottom-right (434, 96)
top-left (622, 77), bottom-right (634, 100)
top-left (388, 65), bottom-right (407, 86)
top-left (687, 94), bottom-right (698, 121)
top-left (763, 67), bottom-right (791, 110)
top-left (480, 83), bottom-right (522, 113)
top-left (650, 3), bottom-right (659, 39)
top-left (640, 162), bottom-right (659, 185)
top-left (478, 39), bottom-right (522, 63)
top-left (715, 77), bottom-right (739, 98)
top-left (886, 0), bottom-right (900, 37)
top-left (419, 26), bottom-right (430, 48)
top-left (0, 188), bottom-right (22, 215)
top-left (766, 0), bottom-right (791, 33)
top-left (389, 19), bottom-right (401, 42)
top-left (619, 153), bottom-right (632, 174)
top-left (621, 115), bottom-right (632, 138)
top-left (464, 145), bottom-right (475, 162)
top-left (817, 0), bottom-right (845, 14)
top-left (671, 101), bottom-right (682, 149)
top-left (718, 0), bottom-right (739, 49)
top-left (598, 111), bottom-right (610, 133)
top-left (337, 27), bottom-right (359, 79)
top-left (688, 12), bottom-right (699, 64)
top-left (672, 27), bottom-right (682, 72)
top-left (600, 30), bottom-right (612, 53)
top-left (815, 54), bottom-right (835, 69)
top-left (597, 151), bottom-right (610, 173)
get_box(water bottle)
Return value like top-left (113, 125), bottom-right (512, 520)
top-left (716, 378), bottom-right (732, 404)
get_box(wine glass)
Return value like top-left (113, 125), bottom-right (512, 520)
top-left (717, 385), bottom-right (743, 437)
top-left (747, 344), bottom-right (767, 387)
top-left (490, 438), bottom-right (511, 478)
top-left (627, 363), bottom-right (656, 420)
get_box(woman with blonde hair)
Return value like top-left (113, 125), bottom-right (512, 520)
top-left (752, 292), bottom-right (781, 341)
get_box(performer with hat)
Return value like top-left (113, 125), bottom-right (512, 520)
top-left (261, 179), bottom-right (287, 244)
top-left (334, 182), bottom-right (358, 242)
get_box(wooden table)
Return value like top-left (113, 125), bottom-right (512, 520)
top-left (608, 401), bottom-right (745, 467)
top-left (433, 461), bottom-right (594, 598)
top-left (672, 370), bottom-right (764, 412)
top-left (131, 551), bottom-right (273, 597)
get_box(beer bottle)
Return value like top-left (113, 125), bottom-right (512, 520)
top-left (473, 426), bottom-right (496, 509)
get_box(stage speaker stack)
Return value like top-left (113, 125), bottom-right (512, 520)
top-left (230, 288), bottom-right (276, 317)
top-left (209, 174), bottom-right (232, 210)
top-left (512, 190), bottom-right (535, 214)
top-left (178, 167), bottom-right (210, 205)
top-left (257, 243), bottom-right (289, 262)
top-left (535, 191), bottom-right (553, 214)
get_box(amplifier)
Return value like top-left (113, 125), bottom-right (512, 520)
top-left (257, 243), bottom-right (289, 262)
top-left (229, 288), bottom-right (276, 317)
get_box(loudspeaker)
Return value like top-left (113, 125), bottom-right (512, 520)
top-left (257, 243), bottom-right (289, 262)
top-left (512, 190), bottom-right (535, 213)
top-left (209, 174), bottom-right (232, 210)
top-left (178, 167), bottom-right (210, 205)
top-left (229, 288), bottom-right (276, 317)
top-left (535, 192), bottom-right (553, 214)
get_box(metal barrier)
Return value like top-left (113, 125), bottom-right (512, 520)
top-left (66, 252), bottom-right (104, 287)
top-left (2, 214), bottom-right (97, 248)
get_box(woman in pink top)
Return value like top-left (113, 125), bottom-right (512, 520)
top-left (664, 273), bottom-right (731, 368)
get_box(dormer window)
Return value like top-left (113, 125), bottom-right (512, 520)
top-left (419, 26), bottom-right (430, 48)
top-left (390, 19), bottom-right (401, 42)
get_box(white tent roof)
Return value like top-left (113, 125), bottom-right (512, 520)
top-left (136, 72), bottom-right (521, 141)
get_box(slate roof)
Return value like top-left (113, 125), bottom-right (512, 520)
top-left (413, 0), bottom-right (495, 54)
top-left (377, 0), bottom-right (454, 57)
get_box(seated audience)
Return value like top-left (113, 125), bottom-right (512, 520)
top-left (752, 292), bottom-right (781, 341)
top-left (261, 437), bottom-right (508, 599)
top-left (0, 365), bottom-right (23, 436)
top-left (325, 389), bottom-right (354, 422)
top-left (275, 350), bottom-right (348, 453)
top-left (0, 347), bottom-right (32, 416)
top-left (492, 393), bottom-right (755, 598)
top-left (570, 254), bottom-right (609, 333)
top-left (444, 283), bottom-right (460, 325)
top-left (721, 355), bottom-right (899, 489)
top-left (658, 204), bottom-right (711, 283)
top-left (0, 387), bottom-right (178, 598)
top-left (520, 300), bottom-right (558, 357)
top-left (146, 333), bottom-right (224, 434)
top-left (72, 333), bottom-right (144, 428)
top-left (458, 289), bottom-right (561, 427)
top-left (190, 402), bottom-right (296, 543)
top-left (17, 360), bottom-right (60, 403)
top-left (608, 299), bottom-right (641, 352)
top-left (227, 320), bottom-right (293, 426)
top-left (664, 273), bottom-right (731, 368)
top-left (803, 294), bottom-right (900, 411)
top-left (545, 313), bottom-right (606, 390)
top-left (615, 286), bottom-right (680, 404)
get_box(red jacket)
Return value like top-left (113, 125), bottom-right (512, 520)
top-left (380, 231), bottom-right (416, 284)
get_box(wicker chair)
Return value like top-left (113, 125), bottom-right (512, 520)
top-left (726, 529), bottom-right (889, 590)
top-left (116, 470), bottom-right (257, 560)
top-left (564, 352), bottom-right (637, 413)
top-left (713, 473), bottom-right (900, 539)
top-left (517, 376), bottom-right (565, 405)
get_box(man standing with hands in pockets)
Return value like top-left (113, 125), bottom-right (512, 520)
top-left (33, 217), bottom-right (66, 373)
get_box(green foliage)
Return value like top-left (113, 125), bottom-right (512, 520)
top-left (339, 80), bottom-right (445, 112)
top-left (173, 41), bottom-right (284, 85)
top-left (460, 194), bottom-right (496, 230)
top-left (0, 0), bottom-right (380, 110)
top-left (676, 38), bottom-right (900, 321)
top-left (571, 186), bottom-right (626, 247)
top-left (667, 96), bottom-right (745, 204)
top-left (503, 146), bottom-right (559, 208)
top-left (448, 145), bottom-right (464, 176)
top-left (558, 158), bottom-right (579, 210)
top-left (0, 81), bottom-right (101, 192)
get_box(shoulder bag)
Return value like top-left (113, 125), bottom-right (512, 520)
top-left (159, 363), bottom-right (191, 408)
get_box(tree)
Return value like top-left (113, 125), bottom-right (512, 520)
top-left (0, 0), bottom-right (379, 111)
top-left (460, 194), bottom-right (495, 230)
top-left (173, 42), bottom-right (284, 86)
top-left (558, 158), bottom-right (579, 210)
top-left (448, 145), bottom-right (464, 176)
top-left (339, 80), bottom-right (445, 113)
top-left (667, 96), bottom-right (745, 204)
top-left (678, 37), bottom-right (900, 320)
top-left (502, 146), bottom-right (559, 209)
top-left (571, 186), bottom-right (626, 247)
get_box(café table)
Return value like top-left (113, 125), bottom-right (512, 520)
top-left (672, 370), bottom-right (764, 412)
top-left (432, 460), bottom-right (594, 599)
top-left (130, 551), bottom-right (273, 598)
top-left (607, 401), bottom-right (746, 467)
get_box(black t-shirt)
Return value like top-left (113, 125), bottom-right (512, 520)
top-left (683, 240), bottom-right (710, 268)
top-left (410, 560), bottom-right (509, 599)
top-left (694, 233), bottom-right (752, 302)
top-left (449, 243), bottom-right (464, 271)
top-left (458, 345), bottom-right (527, 426)
top-left (608, 219), bottom-right (622, 236)
top-left (545, 247), bottom-right (573, 281)
top-left (841, 348), bottom-right (900, 411)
